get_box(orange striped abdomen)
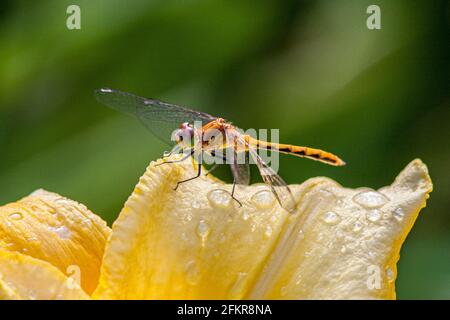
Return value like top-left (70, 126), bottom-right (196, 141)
top-left (245, 135), bottom-right (346, 166)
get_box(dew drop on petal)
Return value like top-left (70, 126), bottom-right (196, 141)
top-left (242, 211), bottom-right (250, 221)
top-left (353, 221), bottom-right (363, 232)
top-left (366, 209), bottom-right (381, 222)
top-left (264, 225), bottom-right (273, 238)
top-left (207, 189), bottom-right (232, 208)
top-left (295, 274), bottom-right (303, 286)
top-left (228, 272), bottom-right (248, 299)
top-left (353, 190), bottom-right (389, 208)
top-left (322, 211), bottom-right (340, 225)
top-left (185, 260), bottom-right (200, 285)
top-left (26, 236), bottom-right (39, 244)
top-left (80, 218), bottom-right (92, 230)
top-left (251, 190), bottom-right (275, 209)
top-left (340, 245), bottom-right (347, 253)
top-left (386, 267), bottom-right (395, 281)
top-left (48, 226), bottom-right (71, 240)
top-left (191, 201), bottom-right (201, 209)
top-left (393, 207), bottom-right (405, 221)
top-left (196, 219), bottom-right (210, 246)
top-left (8, 212), bottom-right (23, 220)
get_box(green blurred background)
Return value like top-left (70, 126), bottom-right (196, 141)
top-left (0, 0), bottom-right (448, 299)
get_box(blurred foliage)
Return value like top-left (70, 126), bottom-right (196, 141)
top-left (0, 0), bottom-right (448, 299)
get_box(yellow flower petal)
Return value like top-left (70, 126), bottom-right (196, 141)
top-left (0, 189), bottom-right (111, 294)
top-left (0, 248), bottom-right (89, 300)
top-left (253, 159), bottom-right (432, 299)
top-left (93, 157), bottom-right (432, 299)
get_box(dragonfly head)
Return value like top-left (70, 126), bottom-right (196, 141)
top-left (171, 122), bottom-right (194, 147)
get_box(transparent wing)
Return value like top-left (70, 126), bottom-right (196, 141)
top-left (242, 137), bottom-right (297, 213)
top-left (95, 88), bottom-right (217, 144)
top-left (230, 148), bottom-right (250, 186)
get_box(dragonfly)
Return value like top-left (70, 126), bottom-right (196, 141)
top-left (95, 88), bottom-right (346, 213)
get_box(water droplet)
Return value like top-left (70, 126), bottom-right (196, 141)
top-left (264, 225), bottom-right (273, 238)
top-left (8, 212), bottom-right (23, 220)
top-left (251, 190), bottom-right (275, 209)
top-left (319, 189), bottom-right (332, 196)
top-left (207, 189), bottom-right (232, 208)
top-left (228, 272), bottom-right (248, 299)
top-left (353, 221), bottom-right (363, 232)
top-left (386, 267), bottom-right (395, 281)
top-left (196, 220), bottom-right (210, 246)
top-left (353, 190), bottom-right (389, 208)
top-left (393, 207), bottom-right (404, 221)
top-left (295, 274), bottom-right (303, 285)
top-left (242, 211), bottom-right (250, 220)
top-left (192, 201), bottom-right (201, 209)
top-left (48, 226), bottom-right (71, 240)
top-left (317, 232), bottom-right (325, 242)
top-left (366, 209), bottom-right (381, 222)
top-left (26, 236), bottom-right (39, 243)
top-left (322, 211), bottom-right (340, 225)
top-left (99, 88), bottom-right (113, 93)
top-left (340, 245), bottom-right (347, 253)
top-left (80, 219), bottom-right (92, 230)
top-left (298, 229), bottom-right (305, 239)
top-left (185, 261), bottom-right (200, 285)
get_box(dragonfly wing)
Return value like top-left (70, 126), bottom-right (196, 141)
top-left (245, 141), bottom-right (297, 213)
top-left (95, 88), bottom-right (217, 144)
top-left (230, 148), bottom-right (250, 185)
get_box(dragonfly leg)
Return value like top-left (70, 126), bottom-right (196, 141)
top-left (155, 149), bottom-right (194, 167)
top-left (230, 180), bottom-right (242, 207)
top-left (174, 163), bottom-right (202, 191)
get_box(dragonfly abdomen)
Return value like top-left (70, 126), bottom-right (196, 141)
top-left (245, 136), bottom-right (345, 166)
